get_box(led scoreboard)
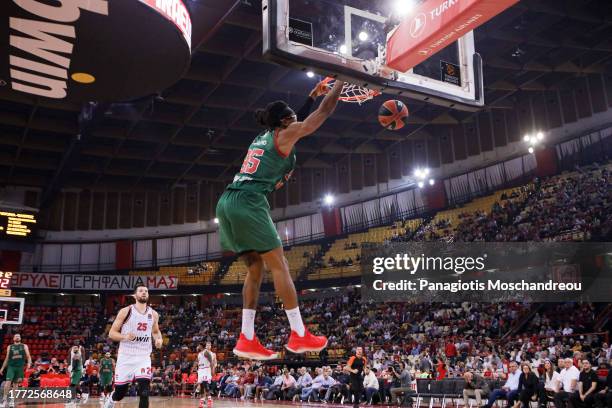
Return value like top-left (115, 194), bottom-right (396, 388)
top-left (0, 271), bottom-right (12, 297)
top-left (0, 210), bottom-right (36, 239)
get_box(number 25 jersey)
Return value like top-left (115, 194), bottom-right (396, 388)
top-left (118, 305), bottom-right (154, 356)
top-left (228, 129), bottom-right (296, 195)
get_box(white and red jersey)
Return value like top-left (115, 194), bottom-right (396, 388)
top-left (118, 305), bottom-right (155, 357)
top-left (198, 350), bottom-right (215, 370)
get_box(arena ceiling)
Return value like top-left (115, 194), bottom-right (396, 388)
top-left (0, 0), bottom-right (611, 208)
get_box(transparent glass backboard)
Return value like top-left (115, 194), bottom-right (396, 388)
top-left (262, 0), bottom-right (484, 110)
top-left (0, 297), bottom-right (25, 327)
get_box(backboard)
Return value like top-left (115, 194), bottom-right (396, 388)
top-left (0, 296), bottom-right (25, 328)
top-left (263, 0), bottom-right (495, 110)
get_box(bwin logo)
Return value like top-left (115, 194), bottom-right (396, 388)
top-left (133, 336), bottom-right (150, 343)
top-left (8, 0), bottom-right (109, 99)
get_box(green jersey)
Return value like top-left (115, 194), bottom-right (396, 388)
top-left (8, 344), bottom-right (25, 368)
top-left (100, 358), bottom-right (114, 375)
top-left (227, 129), bottom-right (296, 194)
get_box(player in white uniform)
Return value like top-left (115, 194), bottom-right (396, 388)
top-left (194, 342), bottom-right (216, 405)
top-left (104, 285), bottom-right (162, 408)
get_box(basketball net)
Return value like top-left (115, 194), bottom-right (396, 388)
top-left (321, 77), bottom-right (380, 105)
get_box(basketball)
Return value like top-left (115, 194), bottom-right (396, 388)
top-left (378, 100), bottom-right (409, 130)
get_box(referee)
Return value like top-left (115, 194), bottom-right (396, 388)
top-left (345, 346), bottom-right (367, 408)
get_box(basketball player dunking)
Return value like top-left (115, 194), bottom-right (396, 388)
top-left (104, 285), bottom-right (162, 408)
top-left (194, 342), bottom-right (217, 407)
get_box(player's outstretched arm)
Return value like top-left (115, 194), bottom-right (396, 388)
top-left (152, 310), bottom-right (163, 349)
top-left (108, 307), bottom-right (134, 342)
top-left (278, 80), bottom-right (344, 148)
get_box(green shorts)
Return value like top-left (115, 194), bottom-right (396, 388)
top-left (70, 369), bottom-right (83, 386)
top-left (6, 366), bottom-right (24, 382)
top-left (216, 189), bottom-right (281, 255)
top-left (100, 374), bottom-right (113, 387)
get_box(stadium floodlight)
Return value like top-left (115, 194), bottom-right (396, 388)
top-left (339, 44), bottom-right (348, 54)
top-left (413, 167), bottom-right (430, 179)
top-left (323, 194), bottom-right (335, 205)
top-left (306, 71), bottom-right (315, 78)
top-left (358, 31), bottom-right (368, 41)
top-left (213, 217), bottom-right (219, 224)
top-left (524, 131), bottom-right (545, 153)
top-left (429, 178), bottom-right (435, 186)
top-left (417, 181), bottom-right (424, 188)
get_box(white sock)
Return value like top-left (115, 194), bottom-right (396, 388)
top-left (241, 309), bottom-right (256, 340)
top-left (285, 306), bottom-right (305, 336)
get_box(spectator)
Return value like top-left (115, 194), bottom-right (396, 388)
top-left (325, 364), bottom-right (350, 404)
top-left (555, 358), bottom-right (580, 408)
top-left (390, 362), bottom-right (413, 406)
top-left (484, 361), bottom-right (520, 408)
top-left (290, 367), bottom-right (312, 401)
top-left (463, 371), bottom-right (486, 408)
top-left (237, 368), bottom-right (255, 400)
top-left (280, 369), bottom-right (297, 400)
top-left (594, 360), bottom-right (612, 408)
top-left (539, 360), bottom-right (560, 408)
top-left (363, 366), bottom-right (379, 405)
top-left (569, 360), bottom-right (598, 408)
top-left (301, 367), bottom-right (335, 402)
top-left (446, 340), bottom-right (458, 365)
top-left (513, 363), bottom-right (539, 408)
top-left (264, 371), bottom-right (284, 400)
top-left (253, 368), bottom-right (272, 401)
top-left (28, 367), bottom-right (42, 388)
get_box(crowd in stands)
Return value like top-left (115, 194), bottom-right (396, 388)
top-left (187, 262), bottom-right (215, 276)
top-left (1, 165), bottom-right (611, 406)
top-left (452, 166), bottom-right (610, 243)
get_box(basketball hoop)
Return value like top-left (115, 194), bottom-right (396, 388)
top-left (321, 77), bottom-right (380, 105)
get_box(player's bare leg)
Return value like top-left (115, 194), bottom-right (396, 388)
top-left (1, 380), bottom-right (13, 408)
top-left (261, 247), bottom-right (328, 353)
top-left (233, 252), bottom-right (278, 360)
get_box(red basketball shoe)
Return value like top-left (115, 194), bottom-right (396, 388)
top-left (233, 334), bottom-right (279, 360)
top-left (285, 329), bottom-right (328, 353)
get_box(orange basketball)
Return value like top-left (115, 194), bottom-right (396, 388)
top-left (378, 99), bottom-right (409, 130)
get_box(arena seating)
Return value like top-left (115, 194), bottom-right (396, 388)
top-left (0, 306), bottom-right (99, 363)
top-left (220, 244), bottom-right (320, 285)
top-left (130, 262), bottom-right (219, 285)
